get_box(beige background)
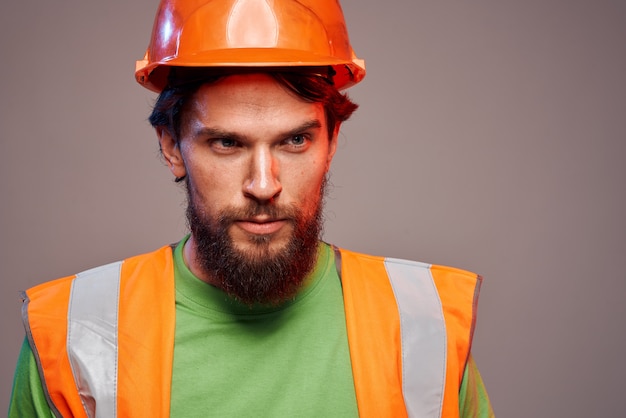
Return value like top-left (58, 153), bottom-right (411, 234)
top-left (1, 1), bottom-right (625, 416)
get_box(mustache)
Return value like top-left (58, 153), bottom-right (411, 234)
top-left (217, 202), bottom-right (300, 223)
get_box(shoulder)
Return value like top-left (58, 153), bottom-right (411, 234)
top-left (334, 246), bottom-right (482, 334)
top-left (335, 246), bottom-right (480, 286)
top-left (24, 244), bottom-right (176, 302)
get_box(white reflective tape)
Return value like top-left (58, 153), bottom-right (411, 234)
top-left (384, 258), bottom-right (447, 418)
top-left (67, 261), bottom-right (122, 418)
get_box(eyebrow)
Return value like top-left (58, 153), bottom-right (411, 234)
top-left (190, 119), bottom-right (323, 141)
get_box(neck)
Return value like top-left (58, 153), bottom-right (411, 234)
top-left (183, 235), bottom-right (219, 287)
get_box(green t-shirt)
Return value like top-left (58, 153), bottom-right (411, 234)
top-left (9, 239), bottom-right (494, 417)
top-left (169, 239), bottom-right (358, 417)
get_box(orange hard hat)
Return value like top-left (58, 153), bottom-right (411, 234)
top-left (135, 0), bottom-right (366, 92)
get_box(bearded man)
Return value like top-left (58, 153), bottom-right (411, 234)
top-left (9, 1), bottom-right (494, 417)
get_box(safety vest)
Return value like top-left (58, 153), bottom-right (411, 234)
top-left (21, 245), bottom-right (481, 418)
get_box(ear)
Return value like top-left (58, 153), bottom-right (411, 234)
top-left (325, 124), bottom-right (340, 172)
top-left (156, 127), bottom-right (187, 179)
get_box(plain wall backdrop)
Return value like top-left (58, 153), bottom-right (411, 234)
top-left (1, 1), bottom-right (625, 416)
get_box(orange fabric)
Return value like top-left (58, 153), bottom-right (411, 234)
top-left (117, 246), bottom-right (176, 417)
top-left (25, 275), bottom-right (88, 418)
top-left (24, 245), bottom-right (478, 417)
top-left (430, 266), bottom-right (481, 418)
top-left (24, 246), bottom-right (177, 417)
top-left (339, 249), bottom-right (479, 418)
top-left (339, 250), bottom-right (408, 418)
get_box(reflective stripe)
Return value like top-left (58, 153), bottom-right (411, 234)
top-left (67, 261), bottom-right (123, 418)
top-left (385, 258), bottom-right (447, 418)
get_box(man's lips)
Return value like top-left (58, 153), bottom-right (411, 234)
top-left (234, 218), bottom-right (288, 235)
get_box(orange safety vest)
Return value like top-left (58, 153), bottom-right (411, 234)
top-left (22, 245), bottom-right (481, 418)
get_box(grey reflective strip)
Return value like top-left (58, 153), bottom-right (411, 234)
top-left (67, 261), bottom-right (122, 418)
top-left (384, 258), bottom-right (447, 418)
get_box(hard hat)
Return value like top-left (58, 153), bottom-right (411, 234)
top-left (135, 0), bottom-right (366, 92)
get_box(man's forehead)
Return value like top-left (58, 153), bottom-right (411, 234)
top-left (182, 76), bottom-right (327, 137)
top-left (189, 73), bottom-right (323, 111)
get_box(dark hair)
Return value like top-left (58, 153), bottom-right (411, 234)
top-left (149, 68), bottom-right (359, 144)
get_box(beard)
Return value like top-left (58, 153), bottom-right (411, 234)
top-left (185, 180), bottom-right (326, 306)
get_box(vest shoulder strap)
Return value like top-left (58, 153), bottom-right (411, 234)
top-left (336, 247), bottom-right (480, 418)
top-left (23, 245), bottom-right (176, 418)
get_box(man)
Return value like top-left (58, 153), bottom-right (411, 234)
top-left (9, 0), bottom-right (493, 417)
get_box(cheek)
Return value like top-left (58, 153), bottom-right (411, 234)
top-left (286, 164), bottom-right (327, 204)
top-left (186, 163), bottom-right (236, 208)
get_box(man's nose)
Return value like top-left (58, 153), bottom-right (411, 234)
top-left (243, 147), bottom-right (282, 202)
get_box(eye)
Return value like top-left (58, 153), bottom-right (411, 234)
top-left (210, 137), bottom-right (240, 153)
top-left (282, 134), bottom-right (312, 153)
top-left (283, 134), bottom-right (311, 152)
top-left (215, 138), bottom-right (237, 148)
top-left (289, 134), bottom-right (307, 146)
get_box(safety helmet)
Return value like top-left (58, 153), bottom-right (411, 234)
top-left (135, 0), bottom-right (366, 92)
